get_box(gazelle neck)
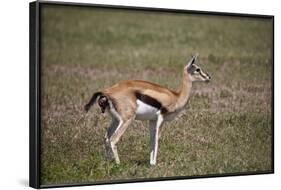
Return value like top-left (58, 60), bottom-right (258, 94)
top-left (176, 71), bottom-right (192, 108)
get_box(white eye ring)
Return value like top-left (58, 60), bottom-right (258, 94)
top-left (195, 68), bottom-right (200, 72)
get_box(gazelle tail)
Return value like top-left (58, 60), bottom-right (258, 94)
top-left (84, 92), bottom-right (102, 112)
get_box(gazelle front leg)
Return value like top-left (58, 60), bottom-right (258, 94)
top-left (149, 114), bottom-right (164, 165)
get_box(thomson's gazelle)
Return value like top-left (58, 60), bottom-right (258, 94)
top-left (85, 54), bottom-right (211, 165)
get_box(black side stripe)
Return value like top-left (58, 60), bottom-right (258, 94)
top-left (134, 91), bottom-right (168, 114)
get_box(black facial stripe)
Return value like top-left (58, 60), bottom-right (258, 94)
top-left (199, 71), bottom-right (206, 78)
top-left (135, 91), bottom-right (168, 114)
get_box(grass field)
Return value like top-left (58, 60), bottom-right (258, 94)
top-left (40, 5), bottom-right (273, 185)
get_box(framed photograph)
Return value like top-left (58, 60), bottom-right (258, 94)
top-left (29, 1), bottom-right (274, 188)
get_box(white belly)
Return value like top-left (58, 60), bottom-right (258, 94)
top-left (135, 100), bottom-right (159, 120)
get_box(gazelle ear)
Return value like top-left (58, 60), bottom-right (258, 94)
top-left (187, 53), bottom-right (199, 68)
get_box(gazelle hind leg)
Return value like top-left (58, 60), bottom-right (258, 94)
top-left (149, 114), bottom-right (164, 165)
top-left (104, 117), bottom-right (123, 164)
top-left (109, 118), bottom-right (133, 164)
top-left (110, 141), bottom-right (120, 164)
top-left (105, 97), bottom-right (136, 164)
top-left (104, 117), bottom-right (119, 160)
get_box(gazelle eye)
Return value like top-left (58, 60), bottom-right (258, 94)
top-left (195, 68), bottom-right (200, 72)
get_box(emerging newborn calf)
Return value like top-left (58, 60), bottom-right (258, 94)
top-left (84, 54), bottom-right (211, 165)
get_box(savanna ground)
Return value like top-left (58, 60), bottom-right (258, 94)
top-left (40, 4), bottom-right (273, 186)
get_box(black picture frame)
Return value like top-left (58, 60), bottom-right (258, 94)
top-left (30, 1), bottom-right (274, 188)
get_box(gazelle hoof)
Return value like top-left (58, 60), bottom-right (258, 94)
top-left (150, 160), bottom-right (156, 165)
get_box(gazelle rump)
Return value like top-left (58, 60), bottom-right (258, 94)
top-left (84, 54), bottom-right (211, 165)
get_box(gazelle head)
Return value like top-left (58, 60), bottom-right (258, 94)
top-left (184, 54), bottom-right (211, 82)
